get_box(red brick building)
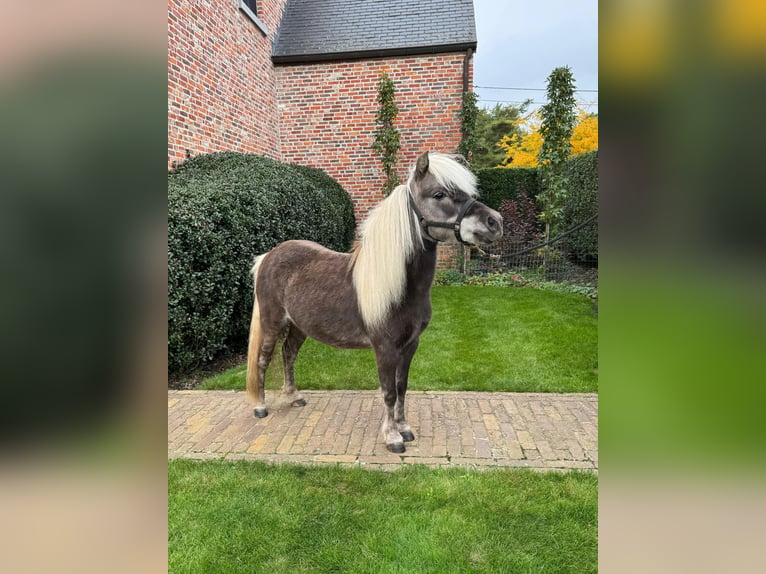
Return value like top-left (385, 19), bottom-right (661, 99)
top-left (168, 0), bottom-right (477, 221)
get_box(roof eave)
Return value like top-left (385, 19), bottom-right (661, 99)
top-left (272, 42), bottom-right (478, 65)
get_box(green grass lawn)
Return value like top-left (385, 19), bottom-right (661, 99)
top-left (201, 286), bottom-right (597, 393)
top-left (169, 460), bottom-right (597, 574)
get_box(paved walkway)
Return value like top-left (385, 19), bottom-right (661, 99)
top-left (168, 390), bottom-right (597, 471)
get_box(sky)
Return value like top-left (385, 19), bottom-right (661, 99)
top-left (472, 0), bottom-right (598, 114)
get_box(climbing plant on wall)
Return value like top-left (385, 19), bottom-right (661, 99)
top-left (371, 72), bottom-right (401, 196)
top-left (457, 90), bottom-right (479, 165)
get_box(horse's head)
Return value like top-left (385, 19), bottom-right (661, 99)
top-left (408, 152), bottom-right (502, 246)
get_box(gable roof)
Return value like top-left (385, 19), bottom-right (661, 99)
top-left (272, 0), bottom-right (477, 64)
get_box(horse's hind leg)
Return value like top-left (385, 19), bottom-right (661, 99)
top-left (247, 328), bottom-right (280, 419)
top-left (282, 324), bottom-right (307, 408)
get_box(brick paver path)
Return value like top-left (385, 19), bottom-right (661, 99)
top-left (168, 390), bottom-right (597, 471)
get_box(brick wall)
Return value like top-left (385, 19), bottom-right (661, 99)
top-left (168, 3), bottom-right (471, 268)
top-left (275, 53), bottom-right (471, 222)
top-left (168, 0), bottom-right (287, 168)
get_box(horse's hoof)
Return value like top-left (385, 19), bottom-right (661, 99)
top-left (400, 430), bottom-right (415, 442)
top-left (253, 407), bottom-right (269, 419)
top-left (386, 442), bottom-right (405, 454)
top-left (291, 398), bottom-right (307, 407)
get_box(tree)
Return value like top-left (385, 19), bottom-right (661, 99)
top-left (570, 111), bottom-right (598, 156)
top-left (537, 66), bottom-right (577, 240)
top-left (498, 111), bottom-right (543, 168)
top-left (498, 108), bottom-right (598, 168)
top-left (471, 101), bottom-right (530, 169)
top-left (371, 72), bottom-right (401, 195)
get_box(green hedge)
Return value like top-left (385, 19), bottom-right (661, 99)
top-left (168, 152), bottom-right (356, 374)
top-left (476, 150), bottom-right (598, 262)
top-left (475, 167), bottom-right (541, 210)
top-left (562, 150), bottom-right (598, 263)
top-left (475, 151), bottom-right (598, 263)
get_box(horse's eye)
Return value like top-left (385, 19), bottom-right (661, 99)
top-left (433, 192), bottom-right (445, 200)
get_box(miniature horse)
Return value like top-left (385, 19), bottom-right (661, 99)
top-left (246, 152), bottom-right (502, 453)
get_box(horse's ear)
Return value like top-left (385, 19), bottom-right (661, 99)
top-left (415, 152), bottom-right (430, 178)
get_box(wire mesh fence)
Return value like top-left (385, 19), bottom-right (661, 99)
top-left (460, 215), bottom-right (598, 288)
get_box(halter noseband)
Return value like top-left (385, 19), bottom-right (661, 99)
top-left (407, 186), bottom-right (478, 246)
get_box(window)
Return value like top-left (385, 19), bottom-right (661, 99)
top-left (239, 0), bottom-right (269, 35)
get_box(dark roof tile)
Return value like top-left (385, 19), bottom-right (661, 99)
top-left (273, 0), bottom-right (476, 63)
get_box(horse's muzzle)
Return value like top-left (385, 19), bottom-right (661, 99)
top-left (465, 207), bottom-right (503, 245)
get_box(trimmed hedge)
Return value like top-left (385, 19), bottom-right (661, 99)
top-left (475, 150), bottom-right (598, 263)
top-left (168, 152), bottom-right (356, 374)
top-left (562, 150), bottom-right (598, 263)
top-left (476, 167), bottom-right (541, 211)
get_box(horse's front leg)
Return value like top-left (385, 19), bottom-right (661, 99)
top-left (395, 338), bottom-right (419, 443)
top-left (374, 345), bottom-right (405, 453)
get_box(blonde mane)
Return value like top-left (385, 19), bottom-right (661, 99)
top-left (408, 152), bottom-right (479, 198)
top-left (352, 153), bottom-right (477, 331)
top-left (352, 184), bottom-right (422, 331)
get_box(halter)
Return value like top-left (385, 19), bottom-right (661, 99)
top-left (407, 186), bottom-right (477, 246)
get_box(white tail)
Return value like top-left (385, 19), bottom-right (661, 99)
top-left (245, 254), bottom-right (267, 404)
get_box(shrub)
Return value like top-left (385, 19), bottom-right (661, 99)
top-left (453, 271), bottom-right (597, 299)
top-left (168, 152), bottom-right (356, 374)
top-left (475, 151), bottom-right (597, 263)
top-left (475, 167), bottom-right (541, 211)
top-left (562, 150), bottom-right (598, 262)
top-left (285, 163), bottom-right (356, 248)
top-left (434, 269), bottom-right (466, 286)
top-left (497, 189), bottom-right (543, 252)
